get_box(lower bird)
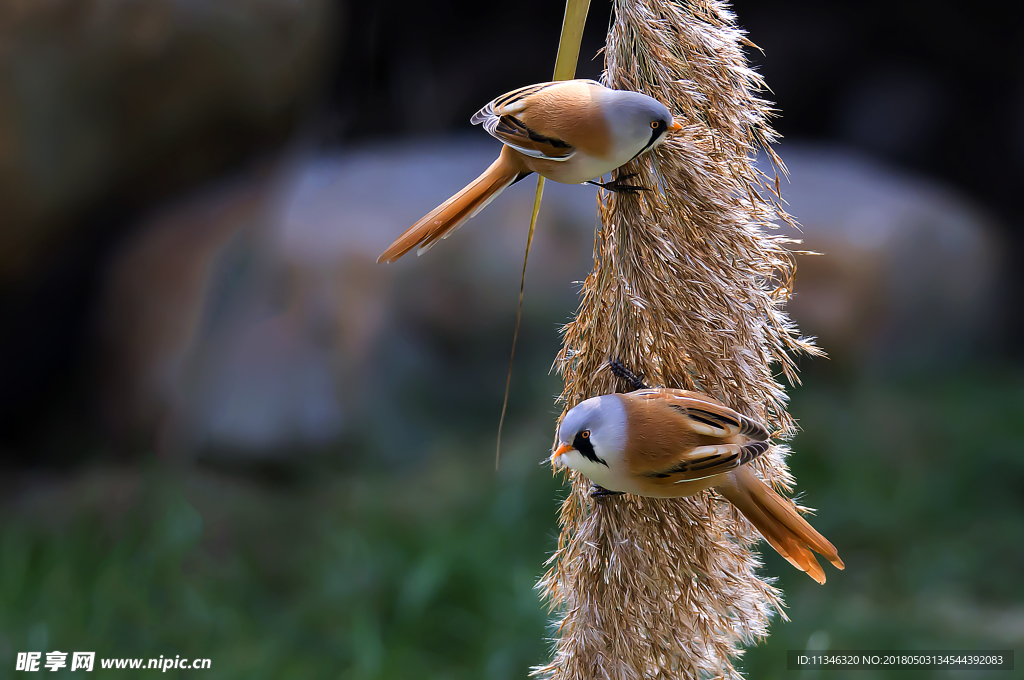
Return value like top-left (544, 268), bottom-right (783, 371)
top-left (377, 79), bottom-right (682, 263)
top-left (551, 367), bottom-right (844, 584)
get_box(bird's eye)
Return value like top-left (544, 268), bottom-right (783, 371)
top-left (650, 121), bottom-right (660, 129)
top-left (581, 430), bottom-right (590, 439)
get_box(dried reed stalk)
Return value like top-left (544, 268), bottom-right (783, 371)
top-left (535, 0), bottom-right (821, 677)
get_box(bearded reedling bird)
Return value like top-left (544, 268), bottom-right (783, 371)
top-left (377, 79), bottom-right (682, 263)
top-left (551, 365), bottom-right (844, 584)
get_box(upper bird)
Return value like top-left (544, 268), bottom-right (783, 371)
top-left (551, 384), bottom-right (845, 584)
top-left (377, 79), bottom-right (681, 263)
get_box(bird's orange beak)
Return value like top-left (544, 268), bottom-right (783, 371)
top-left (551, 443), bottom-right (574, 462)
top-left (667, 118), bottom-right (683, 132)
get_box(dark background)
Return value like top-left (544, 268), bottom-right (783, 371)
top-left (1, 1), bottom-right (1021, 678)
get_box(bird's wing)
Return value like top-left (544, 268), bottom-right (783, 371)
top-left (471, 83), bottom-right (560, 124)
top-left (485, 115), bottom-right (575, 161)
top-left (471, 81), bottom-right (598, 162)
top-left (630, 388), bottom-right (770, 440)
top-left (641, 441), bottom-right (769, 484)
top-left (619, 389), bottom-right (772, 485)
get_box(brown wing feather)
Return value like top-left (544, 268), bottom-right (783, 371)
top-left (640, 441), bottom-right (770, 486)
top-left (620, 389), bottom-right (771, 485)
top-left (471, 82), bottom-right (561, 123)
top-left (489, 114), bottom-right (575, 160)
top-left (620, 392), bottom-right (704, 476)
top-left (630, 388), bottom-right (769, 440)
top-left (472, 80), bottom-right (612, 160)
top-left (517, 80), bottom-right (612, 158)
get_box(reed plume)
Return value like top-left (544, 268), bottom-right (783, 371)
top-left (535, 0), bottom-right (822, 677)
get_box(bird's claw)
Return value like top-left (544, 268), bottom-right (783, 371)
top-left (608, 359), bottom-right (649, 391)
top-left (590, 484), bottom-right (626, 499)
top-left (587, 172), bottom-right (652, 194)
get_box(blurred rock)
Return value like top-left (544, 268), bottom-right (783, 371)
top-left (0, 0), bottom-right (333, 286)
top-left (174, 138), bottom-right (597, 459)
top-left (0, 0), bottom-right (335, 458)
top-left (774, 144), bottom-right (1003, 371)
top-left (93, 138), bottom-right (598, 458)
top-left (93, 138), bottom-right (1004, 459)
top-left (95, 175), bottom-right (267, 447)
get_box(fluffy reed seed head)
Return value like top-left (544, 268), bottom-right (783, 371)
top-left (535, 1), bottom-right (822, 678)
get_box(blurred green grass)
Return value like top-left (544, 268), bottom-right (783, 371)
top-left (1, 367), bottom-right (1022, 679)
top-left (742, 367), bottom-right (1024, 679)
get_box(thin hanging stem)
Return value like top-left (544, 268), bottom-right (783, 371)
top-left (496, 0), bottom-right (592, 469)
top-left (496, 178), bottom-right (545, 468)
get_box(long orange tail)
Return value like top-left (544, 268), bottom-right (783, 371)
top-left (719, 466), bottom-right (844, 584)
top-left (377, 146), bottom-right (524, 263)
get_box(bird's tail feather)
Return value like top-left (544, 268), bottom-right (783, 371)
top-left (377, 146), bottom-right (521, 263)
top-left (720, 466), bottom-right (844, 584)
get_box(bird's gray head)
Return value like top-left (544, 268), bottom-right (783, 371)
top-left (552, 394), bottom-right (628, 471)
top-left (605, 90), bottom-right (681, 157)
